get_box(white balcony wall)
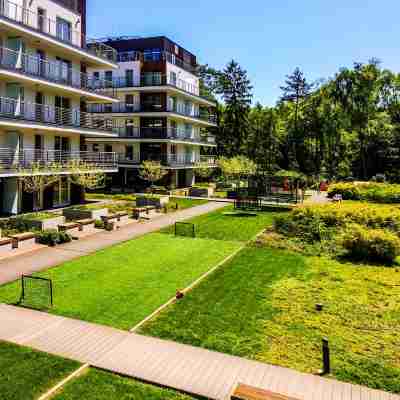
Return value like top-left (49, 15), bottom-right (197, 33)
top-left (88, 61), bottom-right (141, 86)
top-left (3, 0), bottom-right (83, 47)
top-left (166, 62), bottom-right (199, 96)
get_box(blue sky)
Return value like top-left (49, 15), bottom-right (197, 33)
top-left (87, 0), bottom-right (400, 106)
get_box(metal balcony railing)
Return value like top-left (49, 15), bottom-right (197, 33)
top-left (0, 47), bottom-right (117, 97)
top-left (113, 126), bottom-right (216, 144)
top-left (118, 153), bottom-right (216, 167)
top-left (111, 73), bottom-right (200, 97)
top-left (0, 148), bottom-right (118, 173)
top-left (0, 96), bottom-right (113, 132)
top-left (88, 102), bottom-right (217, 124)
top-left (0, 0), bottom-right (117, 63)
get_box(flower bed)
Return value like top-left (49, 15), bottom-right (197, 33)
top-left (21, 212), bottom-right (65, 231)
top-left (327, 182), bottom-right (400, 203)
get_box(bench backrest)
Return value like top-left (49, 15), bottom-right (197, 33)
top-left (231, 383), bottom-right (300, 400)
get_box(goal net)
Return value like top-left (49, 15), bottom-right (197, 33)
top-left (19, 275), bottom-right (53, 309)
top-left (174, 222), bottom-right (195, 238)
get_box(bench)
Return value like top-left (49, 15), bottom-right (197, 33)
top-left (116, 211), bottom-right (130, 223)
top-left (8, 232), bottom-right (36, 250)
top-left (76, 218), bottom-right (95, 232)
top-left (58, 222), bottom-right (81, 236)
top-left (132, 206), bottom-right (156, 220)
top-left (231, 383), bottom-right (299, 400)
top-left (0, 237), bottom-right (13, 255)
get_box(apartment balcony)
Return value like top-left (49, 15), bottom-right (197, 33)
top-left (118, 153), bottom-right (216, 168)
top-left (0, 0), bottom-right (117, 68)
top-left (88, 103), bottom-right (217, 126)
top-left (110, 73), bottom-right (215, 106)
top-left (0, 47), bottom-right (117, 101)
top-left (117, 50), bottom-right (196, 74)
top-left (0, 148), bottom-right (118, 176)
top-left (109, 127), bottom-right (216, 146)
top-left (0, 96), bottom-right (115, 137)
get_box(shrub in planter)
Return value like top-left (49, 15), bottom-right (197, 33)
top-left (94, 220), bottom-right (105, 229)
top-left (36, 230), bottom-right (72, 247)
top-left (340, 224), bottom-right (400, 264)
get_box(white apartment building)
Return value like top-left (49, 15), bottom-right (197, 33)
top-left (0, 0), bottom-right (119, 214)
top-left (85, 36), bottom-right (217, 190)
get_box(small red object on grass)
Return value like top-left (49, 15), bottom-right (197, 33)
top-left (176, 290), bottom-right (184, 299)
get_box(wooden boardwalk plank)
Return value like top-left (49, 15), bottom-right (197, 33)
top-left (0, 304), bottom-right (398, 400)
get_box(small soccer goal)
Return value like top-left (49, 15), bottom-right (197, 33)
top-left (174, 222), bottom-right (195, 238)
top-left (19, 275), bottom-right (53, 309)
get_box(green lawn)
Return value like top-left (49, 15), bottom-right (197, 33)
top-left (53, 368), bottom-right (195, 400)
top-left (140, 245), bottom-right (400, 393)
top-left (0, 233), bottom-right (240, 330)
top-left (0, 341), bottom-right (79, 400)
top-left (161, 206), bottom-right (282, 241)
top-left (167, 197), bottom-right (208, 211)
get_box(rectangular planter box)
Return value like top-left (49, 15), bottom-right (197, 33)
top-left (63, 208), bottom-right (108, 221)
top-left (189, 187), bottom-right (214, 197)
top-left (23, 216), bottom-right (66, 231)
top-left (136, 195), bottom-right (169, 208)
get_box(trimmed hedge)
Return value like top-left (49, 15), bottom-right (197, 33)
top-left (340, 224), bottom-right (400, 264)
top-left (36, 230), bottom-right (72, 246)
top-left (327, 182), bottom-right (400, 203)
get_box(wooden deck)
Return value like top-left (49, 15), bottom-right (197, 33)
top-left (0, 304), bottom-right (398, 400)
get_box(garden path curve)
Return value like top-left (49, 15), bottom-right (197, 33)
top-left (0, 201), bottom-right (227, 286)
top-left (0, 304), bottom-right (398, 400)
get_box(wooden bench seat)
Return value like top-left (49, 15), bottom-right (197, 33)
top-left (8, 232), bottom-right (36, 249)
top-left (231, 384), bottom-right (299, 400)
top-left (132, 206), bottom-right (156, 220)
top-left (58, 222), bottom-right (81, 235)
top-left (76, 218), bottom-right (95, 231)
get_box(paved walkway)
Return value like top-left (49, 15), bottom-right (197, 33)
top-left (0, 304), bottom-right (397, 400)
top-left (0, 201), bottom-right (227, 286)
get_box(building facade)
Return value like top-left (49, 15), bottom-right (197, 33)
top-left (86, 36), bottom-right (217, 190)
top-left (0, 0), bottom-right (119, 214)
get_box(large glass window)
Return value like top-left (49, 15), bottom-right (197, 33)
top-left (56, 17), bottom-right (72, 43)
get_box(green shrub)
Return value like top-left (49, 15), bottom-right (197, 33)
top-left (340, 224), bottom-right (400, 264)
top-left (94, 220), bottom-right (105, 229)
top-left (328, 182), bottom-right (400, 203)
top-left (36, 230), bottom-right (72, 246)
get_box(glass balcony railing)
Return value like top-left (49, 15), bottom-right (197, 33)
top-left (118, 153), bottom-right (216, 167)
top-left (88, 102), bottom-right (217, 124)
top-left (0, 0), bottom-right (117, 63)
top-left (112, 126), bottom-right (215, 145)
top-left (0, 148), bottom-right (118, 174)
top-left (111, 73), bottom-right (201, 98)
top-left (0, 46), bottom-right (117, 97)
top-left (116, 50), bottom-right (196, 74)
top-left (0, 96), bottom-right (113, 132)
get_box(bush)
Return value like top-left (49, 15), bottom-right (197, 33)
top-left (328, 182), bottom-right (400, 203)
top-left (36, 230), bottom-right (72, 246)
top-left (340, 224), bottom-right (400, 264)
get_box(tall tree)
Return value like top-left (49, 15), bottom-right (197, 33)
top-left (217, 60), bottom-right (253, 156)
top-left (280, 68), bottom-right (313, 168)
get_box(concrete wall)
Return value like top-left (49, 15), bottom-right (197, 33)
top-left (166, 62), bottom-right (199, 96)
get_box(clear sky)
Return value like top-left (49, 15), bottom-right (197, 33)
top-left (87, 0), bottom-right (400, 106)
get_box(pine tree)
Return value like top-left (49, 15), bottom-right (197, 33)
top-left (217, 60), bottom-right (253, 156)
top-left (280, 68), bottom-right (313, 168)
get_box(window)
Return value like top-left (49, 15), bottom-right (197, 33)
top-left (37, 8), bottom-right (46, 32)
top-left (170, 71), bottom-right (177, 86)
top-left (105, 144), bottom-right (112, 153)
top-left (125, 145), bottom-right (133, 160)
top-left (93, 72), bottom-right (100, 80)
top-left (143, 48), bottom-right (161, 61)
top-left (142, 72), bottom-right (162, 86)
top-left (92, 144), bottom-right (99, 152)
top-left (56, 17), bottom-right (72, 43)
top-left (105, 71), bottom-right (113, 87)
top-left (126, 70), bottom-right (134, 86)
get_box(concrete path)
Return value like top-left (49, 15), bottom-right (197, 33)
top-left (0, 201), bottom-right (227, 286)
top-left (0, 304), bottom-right (397, 400)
